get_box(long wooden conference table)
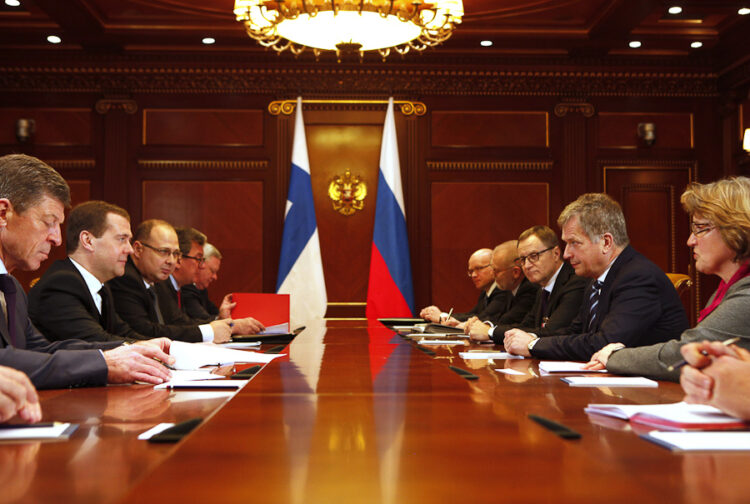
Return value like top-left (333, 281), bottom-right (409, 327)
top-left (2, 320), bottom-right (748, 504)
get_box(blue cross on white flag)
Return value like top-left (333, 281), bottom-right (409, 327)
top-left (276, 97), bottom-right (327, 327)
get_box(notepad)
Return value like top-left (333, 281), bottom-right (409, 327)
top-left (562, 376), bottom-right (658, 387)
top-left (641, 431), bottom-right (750, 451)
top-left (459, 351), bottom-right (524, 360)
top-left (0, 422), bottom-right (77, 442)
top-left (585, 401), bottom-right (748, 430)
top-left (170, 340), bottom-right (283, 370)
top-left (538, 361), bottom-right (607, 374)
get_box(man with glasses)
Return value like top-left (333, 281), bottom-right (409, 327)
top-left (466, 226), bottom-right (587, 343)
top-left (503, 193), bottom-right (688, 360)
top-left (462, 240), bottom-right (538, 331)
top-left (181, 243), bottom-right (224, 320)
top-left (419, 248), bottom-right (509, 324)
top-left (155, 228), bottom-right (264, 335)
top-left (107, 219), bottom-right (233, 343)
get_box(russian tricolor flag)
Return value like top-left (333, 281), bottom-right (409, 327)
top-left (366, 98), bottom-right (415, 318)
top-left (276, 97), bottom-right (327, 327)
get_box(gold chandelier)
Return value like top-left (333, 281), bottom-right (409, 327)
top-left (233, 0), bottom-right (464, 60)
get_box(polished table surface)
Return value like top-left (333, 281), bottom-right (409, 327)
top-left (3, 320), bottom-right (749, 504)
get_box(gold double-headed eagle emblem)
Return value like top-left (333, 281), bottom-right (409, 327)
top-left (327, 169), bottom-right (367, 216)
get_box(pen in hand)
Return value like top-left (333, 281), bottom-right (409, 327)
top-left (666, 337), bottom-right (741, 372)
top-left (443, 308), bottom-right (454, 324)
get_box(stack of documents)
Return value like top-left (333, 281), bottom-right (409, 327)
top-left (585, 401), bottom-right (748, 430)
top-left (170, 341), bottom-right (283, 370)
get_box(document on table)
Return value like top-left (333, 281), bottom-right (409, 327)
top-left (259, 323), bottom-right (290, 335)
top-left (418, 339), bottom-right (467, 345)
top-left (221, 341), bottom-right (262, 349)
top-left (0, 422), bottom-right (77, 442)
top-left (641, 431), bottom-right (750, 451)
top-left (538, 361), bottom-right (607, 374)
top-left (459, 351), bottom-right (524, 360)
top-left (168, 370), bottom-right (225, 381)
top-left (170, 340), bottom-right (283, 369)
top-left (155, 379), bottom-right (247, 390)
top-left (584, 401), bottom-right (748, 430)
top-left (562, 376), bottom-right (658, 387)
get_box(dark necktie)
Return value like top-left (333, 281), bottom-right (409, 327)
top-left (98, 286), bottom-right (109, 329)
top-left (0, 274), bottom-right (18, 347)
top-left (588, 280), bottom-right (604, 330)
top-left (148, 286), bottom-right (166, 324)
top-left (538, 289), bottom-right (550, 326)
top-left (177, 288), bottom-right (182, 309)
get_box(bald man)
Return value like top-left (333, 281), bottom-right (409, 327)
top-left (420, 248), bottom-right (510, 324)
top-left (464, 241), bottom-right (539, 331)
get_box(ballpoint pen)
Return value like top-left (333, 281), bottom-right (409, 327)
top-left (444, 308), bottom-right (453, 324)
top-left (666, 336), bottom-right (741, 372)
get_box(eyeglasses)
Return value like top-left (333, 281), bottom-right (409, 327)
top-left (515, 246), bottom-right (554, 266)
top-left (467, 264), bottom-right (492, 277)
top-left (140, 241), bottom-right (182, 260)
top-left (690, 222), bottom-right (716, 238)
top-left (182, 253), bottom-right (206, 266)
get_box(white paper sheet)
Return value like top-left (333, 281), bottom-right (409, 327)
top-left (643, 431), bottom-right (750, 451)
top-left (154, 379), bottom-right (247, 390)
top-left (418, 339), bottom-right (467, 345)
top-left (170, 340), bottom-right (283, 370)
top-left (0, 422), bottom-right (75, 441)
top-left (562, 376), bottom-right (658, 387)
top-left (459, 351), bottom-right (524, 360)
top-left (259, 322), bottom-right (290, 335)
top-left (538, 361), bottom-right (607, 374)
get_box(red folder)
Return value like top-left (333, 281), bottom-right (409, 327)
top-left (230, 293), bottom-right (290, 327)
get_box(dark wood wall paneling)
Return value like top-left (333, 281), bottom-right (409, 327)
top-left (1, 75), bottom-right (743, 321)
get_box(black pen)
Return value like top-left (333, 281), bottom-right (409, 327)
top-left (528, 414), bottom-right (581, 440)
top-left (666, 337), bottom-right (741, 372)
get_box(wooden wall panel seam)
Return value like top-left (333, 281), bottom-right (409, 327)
top-left (427, 161), bottom-right (553, 171)
top-left (137, 160), bottom-right (268, 170)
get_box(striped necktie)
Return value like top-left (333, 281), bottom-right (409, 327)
top-left (587, 280), bottom-right (604, 330)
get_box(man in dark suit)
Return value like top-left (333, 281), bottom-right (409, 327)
top-left (0, 154), bottom-right (173, 389)
top-left (504, 193), bottom-right (689, 360)
top-left (465, 240), bottom-right (539, 329)
top-left (29, 201), bottom-right (144, 343)
top-left (155, 228), bottom-right (263, 334)
top-left (181, 242), bottom-right (223, 320)
top-left (107, 219), bottom-right (233, 343)
top-left (419, 248), bottom-right (509, 324)
top-left (467, 226), bottom-right (587, 343)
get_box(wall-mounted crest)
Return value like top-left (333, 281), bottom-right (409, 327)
top-left (328, 169), bottom-right (367, 216)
